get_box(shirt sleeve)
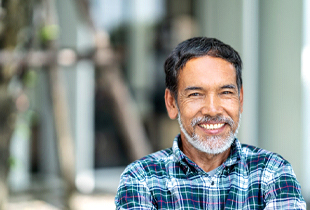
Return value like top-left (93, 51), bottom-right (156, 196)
top-left (115, 173), bottom-right (157, 210)
top-left (263, 163), bottom-right (306, 209)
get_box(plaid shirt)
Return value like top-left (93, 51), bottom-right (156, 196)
top-left (115, 134), bottom-right (306, 209)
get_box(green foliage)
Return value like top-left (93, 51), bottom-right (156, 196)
top-left (40, 24), bottom-right (59, 42)
top-left (23, 70), bottom-right (38, 88)
top-left (8, 156), bottom-right (16, 168)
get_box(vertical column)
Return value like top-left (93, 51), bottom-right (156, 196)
top-left (259, 0), bottom-right (303, 181)
top-left (301, 0), bottom-right (310, 201)
top-left (36, 71), bottom-right (59, 175)
top-left (75, 60), bottom-right (95, 193)
top-left (195, 0), bottom-right (243, 52)
top-left (56, 0), bottom-right (95, 193)
top-left (127, 0), bottom-right (164, 116)
top-left (240, 0), bottom-right (259, 146)
top-left (8, 117), bottom-right (31, 191)
top-left (75, 23), bottom-right (95, 193)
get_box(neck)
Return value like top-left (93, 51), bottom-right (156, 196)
top-left (180, 133), bottom-right (231, 172)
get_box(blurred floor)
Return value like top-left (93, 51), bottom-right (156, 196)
top-left (8, 193), bottom-right (115, 210)
top-left (8, 167), bottom-right (125, 209)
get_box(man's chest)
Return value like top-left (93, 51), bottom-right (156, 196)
top-left (147, 173), bottom-right (265, 209)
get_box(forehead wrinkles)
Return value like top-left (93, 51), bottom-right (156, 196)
top-left (181, 58), bottom-right (236, 82)
top-left (179, 57), bottom-right (238, 87)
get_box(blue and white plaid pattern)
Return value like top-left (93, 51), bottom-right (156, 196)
top-left (115, 134), bottom-right (306, 209)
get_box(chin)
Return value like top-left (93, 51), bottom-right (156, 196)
top-left (196, 136), bottom-right (234, 154)
top-left (188, 133), bottom-right (235, 155)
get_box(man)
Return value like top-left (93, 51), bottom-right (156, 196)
top-left (115, 37), bottom-right (306, 209)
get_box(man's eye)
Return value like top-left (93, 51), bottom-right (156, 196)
top-left (189, 93), bottom-right (201, 97)
top-left (222, 91), bottom-right (233, 95)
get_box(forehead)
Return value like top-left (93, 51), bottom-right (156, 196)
top-left (178, 56), bottom-right (237, 88)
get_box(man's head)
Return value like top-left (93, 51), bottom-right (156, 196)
top-left (164, 37), bottom-right (243, 155)
top-left (164, 37), bottom-right (242, 98)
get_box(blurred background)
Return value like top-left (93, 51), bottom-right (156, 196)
top-left (0, 0), bottom-right (309, 209)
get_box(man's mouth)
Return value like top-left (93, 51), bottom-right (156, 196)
top-left (198, 123), bottom-right (225, 130)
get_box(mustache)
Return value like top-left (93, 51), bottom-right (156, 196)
top-left (191, 115), bottom-right (235, 127)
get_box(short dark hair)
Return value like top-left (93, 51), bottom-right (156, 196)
top-left (164, 37), bottom-right (242, 97)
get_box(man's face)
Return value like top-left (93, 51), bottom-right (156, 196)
top-left (165, 55), bottom-right (243, 154)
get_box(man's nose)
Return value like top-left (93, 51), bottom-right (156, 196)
top-left (201, 94), bottom-right (222, 116)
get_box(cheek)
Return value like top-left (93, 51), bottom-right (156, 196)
top-left (223, 97), bottom-right (240, 109)
top-left (179, 100), bottom-right (203, 117)
top-left (223, 101), bottom-right (241, 118)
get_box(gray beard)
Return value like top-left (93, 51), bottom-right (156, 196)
top-left (177, 113), bottom-right (241, 155)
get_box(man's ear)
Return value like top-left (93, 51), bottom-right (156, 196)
top-left (239, 86), bottom-right (244, 113)
top-left (165, 88), bottom-right (178, 119)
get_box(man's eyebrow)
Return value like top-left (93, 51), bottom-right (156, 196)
top-left (221, 84), bottom-right (237, 89)
top-left (184, 86), bottom-right (203, 91)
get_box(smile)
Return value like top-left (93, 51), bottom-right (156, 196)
top-left (198, 123), bottom-right (225, 130)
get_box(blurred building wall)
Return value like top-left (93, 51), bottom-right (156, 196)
top-left (258, 0), bottom-right (303, 188)
top-left (302, 0), bottom-right (310, 201)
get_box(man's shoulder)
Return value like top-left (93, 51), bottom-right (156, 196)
top-left (239, 143), bottom-right (290, 172)
top-left (120, 147), bottom-right (175, 180)
top-left (140, 147), bottom-right (174, 162)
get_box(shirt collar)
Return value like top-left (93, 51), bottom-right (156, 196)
top-left (171, 134), bottom-right (201, 173)
top-left (172, 134), bottom-right (242, 171)
top-left (223, 137), bottom-right (242, 167)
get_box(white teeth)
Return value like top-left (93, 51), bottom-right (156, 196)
top-left (199, 123), bottom-right (224, 130)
